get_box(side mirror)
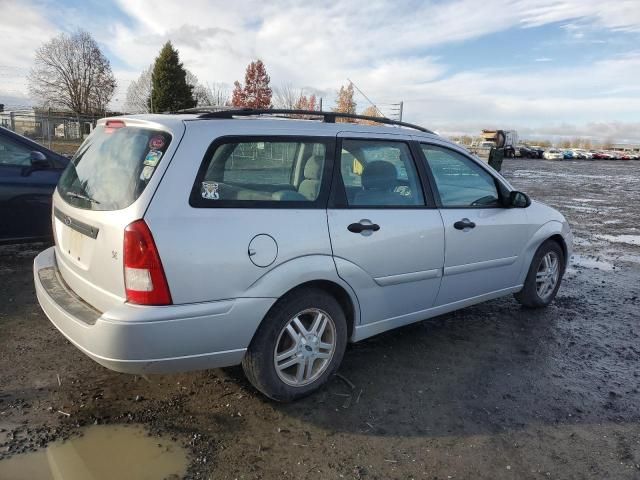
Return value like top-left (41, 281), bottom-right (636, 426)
top-left (508, 191), bottom-right (531, 208)
top-left (30, 151), bottom-right (50, 169)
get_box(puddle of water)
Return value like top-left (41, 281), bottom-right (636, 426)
top-left (595, 234), bottom-right (640, 246)
top-left (0, 424), bottom-right (188, 480)
top-left (570, 254), bottom-right (614, 271)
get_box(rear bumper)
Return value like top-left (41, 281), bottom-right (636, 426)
top-left (34, 247), bottom-right (275, 374)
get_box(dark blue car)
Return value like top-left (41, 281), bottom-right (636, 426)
top-left (0, 126), bottom-right (69, 243)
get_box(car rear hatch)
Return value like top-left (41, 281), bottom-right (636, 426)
top-left (52, 117), bottom-right (185, 312)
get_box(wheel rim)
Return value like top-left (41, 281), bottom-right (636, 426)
top-left (273, 308), bottom-right (336, 387)
top-left (536, 251), bottom-right (560, 300)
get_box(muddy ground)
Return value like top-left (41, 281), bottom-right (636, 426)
top-left (1, 159), bottom-right (639, 479)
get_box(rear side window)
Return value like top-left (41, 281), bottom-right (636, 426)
top-left (58, 124), bottom-right (172, 211)
top-left (190, 137), bottom-right (331, 207)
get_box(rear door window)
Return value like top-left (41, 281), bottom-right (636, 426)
top-left (190, 137), bottom-right (332, 207)
top-left (57, 123), bottom-right (172, 211)
top-left (338, 139), bottom-right (425, 207)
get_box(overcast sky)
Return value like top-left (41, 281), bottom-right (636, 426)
top-left (1, 0), bottom-right (640, 141)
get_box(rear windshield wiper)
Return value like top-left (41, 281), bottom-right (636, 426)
top-left (65, 191), bottom-right (101, 204)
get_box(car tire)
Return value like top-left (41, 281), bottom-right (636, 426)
top-left (242, 288), bottom-right (348, 402)
top-left (514, 240), bottom-right (565, 308)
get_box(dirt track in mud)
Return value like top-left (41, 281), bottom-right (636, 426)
top-left (1, 159), bottom-right (639, 479)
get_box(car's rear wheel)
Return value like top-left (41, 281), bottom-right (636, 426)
top-left (514, 240), bottom-right (565, 308)
top-left (242, 288), bottom-right (347, 401)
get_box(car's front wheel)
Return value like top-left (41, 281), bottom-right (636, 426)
top-left (242, 288), bottom-right (347, 401)
top-left (514, 240), bottom-right (565, 308)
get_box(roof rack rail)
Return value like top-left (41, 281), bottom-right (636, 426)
top-left (187, 108), bottom-right (434, 134)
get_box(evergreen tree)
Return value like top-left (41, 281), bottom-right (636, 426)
top-left (149, 41), bottom-right (196, 112)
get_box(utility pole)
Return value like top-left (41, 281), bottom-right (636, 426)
top-left (319, 97), bottom-right (323, 112)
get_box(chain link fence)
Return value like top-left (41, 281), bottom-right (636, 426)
top-left (0, 109), bottom-right (105, 156)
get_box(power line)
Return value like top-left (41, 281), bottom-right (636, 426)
top-left (346, 78), bottom-right (385, 118)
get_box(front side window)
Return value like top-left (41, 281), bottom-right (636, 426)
top-left (0, 136), bottom-right (32, 167)
top-left (421, 144), bottom-right (500, 208)
top-left (339, 140), bottom-right (424, 207)
top-left (194, 139), bottom-right (328, 205)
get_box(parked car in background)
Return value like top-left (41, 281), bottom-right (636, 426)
top-left (543, 149), bottom-right (564, 160)
top-left (528, 146), bottom-right (545, 159)
top-left (33, 111), bottom-right (572, 401)
top-left (563, 150), bottom-right (576, 159)
top-left (0, 126), bottom-right (69, 243)
top-left (573, 149), bottom-right (592, 159)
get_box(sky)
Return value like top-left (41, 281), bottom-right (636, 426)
top-left (1, 0), bottom-right (640, 142)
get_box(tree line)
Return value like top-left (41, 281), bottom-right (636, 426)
top-left (27, 31), bottom-right (377, 119)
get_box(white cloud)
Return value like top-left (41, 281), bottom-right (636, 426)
top-left (2, 0), bottom-right (640, 141)
top-left (0, 0), bottom-right (57, 107)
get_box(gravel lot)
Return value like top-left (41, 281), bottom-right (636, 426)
top-left (1, 159), bottom-right (639, 479)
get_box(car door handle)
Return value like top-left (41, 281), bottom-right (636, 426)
top-left (348, 222), bottom-right (380, 233)
top-left (453, 219), bottom-right (476, 230)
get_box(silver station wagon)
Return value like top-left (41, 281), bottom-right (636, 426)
top-left (34, 110), bottom-right (572, 401)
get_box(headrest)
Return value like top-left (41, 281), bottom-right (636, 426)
top-left (361, 161), bottom-right (397, 191)
top-left (304, 156), bottom-right (323, 180)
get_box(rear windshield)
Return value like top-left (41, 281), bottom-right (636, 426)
top-left (57, 124), bottom-right (172, 211)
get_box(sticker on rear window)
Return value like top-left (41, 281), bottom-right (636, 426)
top-left (149, 135), bottom-right (166, 150)
top-left (140, 165), bottom-right (155, 181)
top-left (144, 150), bottom-right (162, 166)
top-left (201, 181), bottom-right (220, 200)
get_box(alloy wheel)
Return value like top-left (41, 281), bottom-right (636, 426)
top-left (273, 308), bottom-right (336, 387)
top-left (536, 251), bottom-right (560, 300)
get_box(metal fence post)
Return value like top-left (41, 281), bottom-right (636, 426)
top-left (48, 108), bottom-right (52, 149)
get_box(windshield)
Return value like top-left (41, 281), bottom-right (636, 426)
top-left (57, 124), bottom-right (172, 211)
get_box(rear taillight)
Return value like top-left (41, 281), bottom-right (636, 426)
top-left (123, 220), bottom-right (172, 305)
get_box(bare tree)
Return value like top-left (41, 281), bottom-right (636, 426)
top-left (202, 82), bottom-right (230, 106)
top-left (273, 84), bottom-right (302, 109)
top-left (124, 67), bottom-right (152, 113)
top-left (28, 30), bottom-right (116, 114)
top-left (185, 72), bottom-right (229, 107)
